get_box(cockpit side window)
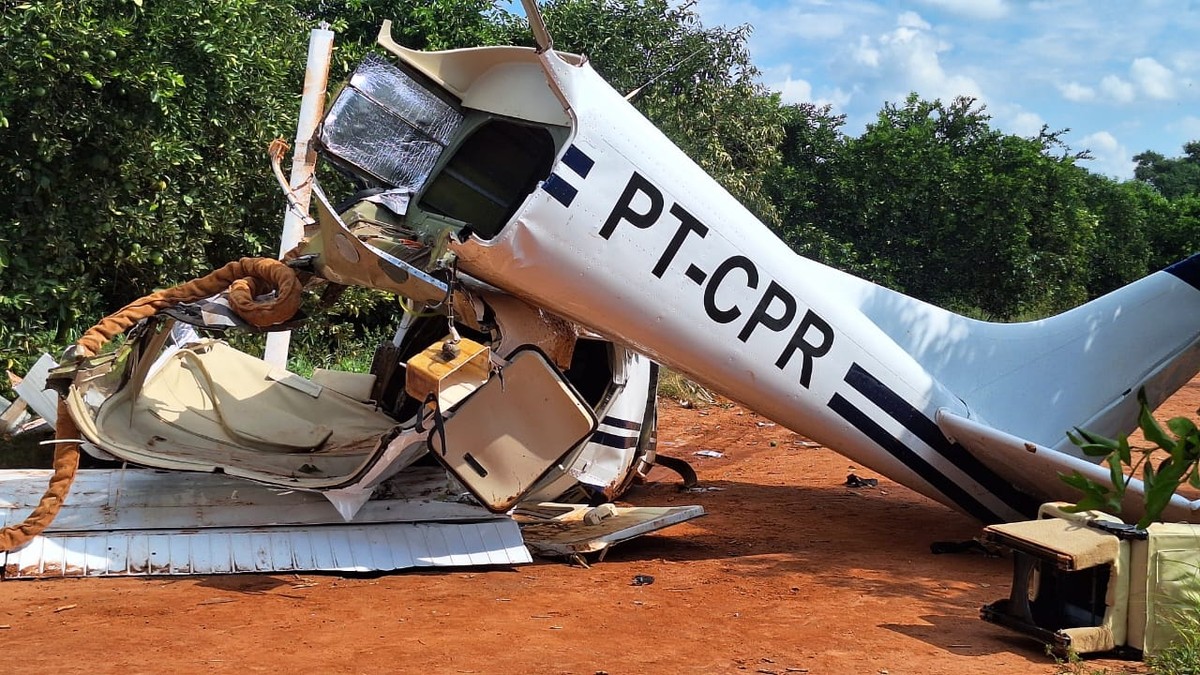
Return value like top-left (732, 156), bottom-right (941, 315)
top-left (418, 120), bottom-right (556, 240)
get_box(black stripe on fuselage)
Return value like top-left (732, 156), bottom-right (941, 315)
top-left (828, 393), bottom-right (1003, 523)
top-left (562, 145), bottom-right (595, 178)
top-left (843, 364), bottom-right (1040, 518)
top-left (590, 430), bottom-right (640, 449)
top-left (1165, 253), bottom-right (1200, 291)
top-left (601, 416), bottom-right (642, 431)
top-left (542, 173), bottom-right (578, 207)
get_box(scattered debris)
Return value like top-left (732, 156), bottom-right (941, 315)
top-left (0, 394), bottom-right (30, 435)
top-left (755, 422), bottom-right (776, 428)
top-left (693, 450), bottom-right (724, 459)
top-left (583, 503), bottom-right (617, 525)
top-left (684, 486), bottom-right (726, 493)
top-left (53, 604), bottom-right (77, 613)
top-left (844, 473), bottom-right (878, 488)
top-left (793, 441), bottom-right (820, 448)
top-left (631, 574), bottom-right (655, 586)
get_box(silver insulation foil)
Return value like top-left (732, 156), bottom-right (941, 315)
top-left (319, 54), bottom-right (464, 190)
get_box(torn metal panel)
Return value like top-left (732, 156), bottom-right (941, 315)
top-left (306, 183), bottom-right (473, 313)
top-left (0, 396), bottom-right (30, 435)
top-left (0, 467), bottom-right (498, 532)
top-left (430, 349), bottom-right (597, 512)
top-left (3, 520), bottom-right (529, 578)
top-left (566, 347), bottom-right (653, 492)
top-left (1, 466), bottom-right (530, 578)
top-left (375, 20), bottom-right (575, 127)
top-left (517, 503), bottom-right (705, 557)
top-left (13, 353), bottom-right (58, 425)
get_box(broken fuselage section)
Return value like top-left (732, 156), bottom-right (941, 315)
top-left (60, 25), bottom-right (690, 533)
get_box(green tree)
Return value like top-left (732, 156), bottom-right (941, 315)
top-left (1134, 141), bottom-right (1200, 200)
top-left (0, 0), bottom-right (310, 371)
top-left (1157, 194), bottom-right (1200, 264)
top-left (828, 95), bottom-right (1093, 317)
top-left (0, 1), bottom-right (511, 379)
top-left (1080, 175), bottom-right (1163, 296)
top-left (763, 103), bottom-right (877, 279)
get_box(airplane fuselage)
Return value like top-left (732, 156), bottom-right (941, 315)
top-left (452, 51), bottom-right (1036, 523)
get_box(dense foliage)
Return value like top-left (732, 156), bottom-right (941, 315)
top-left (0, 0), bottom-right (309, 368)
top-left (2, 0), bottom-right (1199, 388)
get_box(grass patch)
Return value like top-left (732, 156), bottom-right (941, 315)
top-left (657, 368), bottom-right (716, 408)
top-left (1148, 598), bottom-right (1200, 674)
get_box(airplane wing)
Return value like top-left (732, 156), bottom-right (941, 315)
top-left (935, 409), bottom-right (1200, 524)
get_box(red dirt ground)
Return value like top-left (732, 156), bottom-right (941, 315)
top-left (7, 381), bottom-right (1197, 674)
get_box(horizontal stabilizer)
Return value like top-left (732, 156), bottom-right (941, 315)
top-left (936, 409), bottom-right (1200, 524)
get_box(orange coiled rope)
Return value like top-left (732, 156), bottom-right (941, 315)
top-left (0, 257), bottom-right (302, 552)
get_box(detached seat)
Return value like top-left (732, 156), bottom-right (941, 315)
top-left (981, 502), bottom-right (1200, 658)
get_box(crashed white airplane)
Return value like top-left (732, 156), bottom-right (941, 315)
top-left (4, 2), bottom-right (1200, 577)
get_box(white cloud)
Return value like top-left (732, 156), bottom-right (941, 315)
top-left (917, 0), bottom-right (1008, 20)
top-left (1170, 50), bottom-right (1200, 75)
top-left (1078, 131), bottom-right (1135, 179)
top-left (853, 35), bottom-right (881, 68)
top-left (767, 64), bottom-right (853, 109)
top-left (1008, 111), bottom-right (1046, 137)
top-left (1077, 58), bottom-right (1178, 105)
top-left (865, 22), bottom-right (983, 102)
top-left (1130, 56), bottom-right (1175, 99)
top-left (1058, 82), bottom-right (1095, 102)
top-left (692, 0), bottom-right (856, 56)
top-left (897, 11), bottom-right (931, 30)
top-left (776, 77), bottom-right (814, 104)
top-left (1099, 75), bottom-right (1136, 103)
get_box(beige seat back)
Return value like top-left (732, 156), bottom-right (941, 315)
top-left (429, 349), bottom-right (596, 512)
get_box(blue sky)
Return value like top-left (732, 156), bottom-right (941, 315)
top-left (688, 0), bottom-right (1200, 179)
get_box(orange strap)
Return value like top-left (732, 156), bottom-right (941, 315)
top-left (0, 257), bottom-right (302, 552)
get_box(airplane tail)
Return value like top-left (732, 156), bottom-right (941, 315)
top-left (843, 254), bottom-right (1200, 453)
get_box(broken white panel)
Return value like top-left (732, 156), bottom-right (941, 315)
top-left (3, 519), bottom-right (530, 578)
top-left (13, 353), bottom-right (58, 425)
top-left (0, 396), bottom-right (31, 435)
top-left (0, 466), bottom-right (497, 532)
top-left (517, 503), bottom-right (705, 557)
top-left (1, 466), bottom-right (530, 578)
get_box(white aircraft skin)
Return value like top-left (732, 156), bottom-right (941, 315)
top-left (374, 17), bottom-right (1200, 525)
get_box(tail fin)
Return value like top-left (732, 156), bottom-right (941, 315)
top-left (847, 254), bottom-right (1200, 450)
